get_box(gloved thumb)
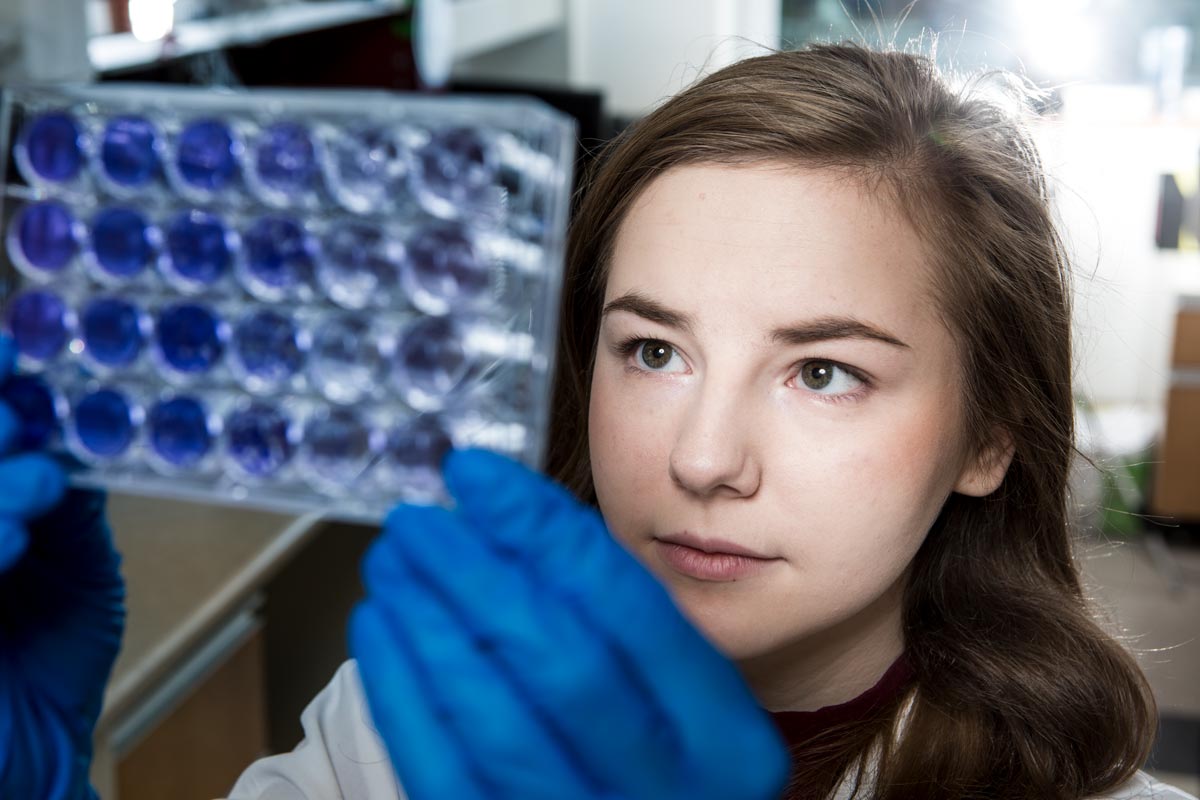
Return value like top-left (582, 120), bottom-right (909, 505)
top-left (0, 453), bottom-right (66, 519)
top-left (0, 335), bottom-right (14, 382)
top-left (0, 517), bottom-right (30, 572)
top-left (442, 448), bottom-right (597, 553)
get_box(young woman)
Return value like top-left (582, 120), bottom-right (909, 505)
top-left (0, 42), bottom-right (1194, 800)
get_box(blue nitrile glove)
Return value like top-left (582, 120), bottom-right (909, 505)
top-left (350, 448), bottom-right (789, 800)
top-left (0, 335), bottom-right (125, 800)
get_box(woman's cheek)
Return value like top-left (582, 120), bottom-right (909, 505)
top-left (592, 376), bottom-right (691, 545)
top-left (589, 369), bottom-right (663, 505)
top-left (824, 412), bottom-right (960, 558)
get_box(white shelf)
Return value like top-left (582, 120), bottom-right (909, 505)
top-left (450, 0), bottom-right (562, 60)
top-left (89, 0), bottom-right (408, 74)
top-left (87, 0), bottom-right (564, 76)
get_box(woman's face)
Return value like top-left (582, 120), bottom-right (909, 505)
top-left (588, 163), bottom-right (1003, 708)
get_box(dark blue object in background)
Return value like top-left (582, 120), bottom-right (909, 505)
top-left (6, 290), bottom-right (70, 362)
top-left (20, 111), bottom-right (84, 183)
top-left (148, 395), bottom-right (212, 467)
top-left (165, 210), bottom-right (233, 286)
top-left (13, 202), bottom-right (79, 273)
top-left (91, 206), bottom-right (155, 278)
top-left (227, 403), bottom-right (294, 477)
top-left (242, 216), bottom-right (316, 294)
top-left (231, 309), bottom-right (305, 384)
top-left (74, 388), bottom-right (136, 458)
top-left (156, 303), bottom-right (224, 374)
top-left (100, 115), bottom-right (161, 188)
top-left (176, 118), bottom-right (239, 191)
top-left (81, 297), bottom-right (144, 367)
top-left (256, 122), bottom-right (319, 193)
top-left (0, 374), bottom-right (59, 450)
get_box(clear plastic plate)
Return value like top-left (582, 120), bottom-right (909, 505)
top-left (0, 84), bottom-right (575, 522)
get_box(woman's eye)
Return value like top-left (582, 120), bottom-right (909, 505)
top-left (797, 360), bottom-right (863, 396)
top-left (635, 340), bottom-right (684, 372)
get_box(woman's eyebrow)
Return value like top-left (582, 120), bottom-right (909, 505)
top-left (602, 292), bottom-right (696, 333)
top-left (601, 291), bottom-right (910, 349)
top-left (770, 319), bottom-right (910, 349)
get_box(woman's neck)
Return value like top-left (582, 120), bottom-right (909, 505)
top-left (737, 574), bottom-right (907, 712)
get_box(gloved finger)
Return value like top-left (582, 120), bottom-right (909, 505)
top-left (356, 533), bottom-right (589, 800)
top-left (349, 603), bottom-right (489, 800)
top-left (443, 449), bottom-right (789, 794)
top-left (386, 502), bottom-right (683, 798)
top-left (0, 335), bottom-right (14, 383)
top-left (0, 453), bottom-right (66, 519)
top-left (0, 401), bottom-right (18, 456)
top-left (0, 517), bottom-right (30, 573)
top-left (12, 552), bottom-right (125, 729)
top-left (0, 673), bottom-right (82, 800)
top-left (364, 527), bottom-right (593, 797)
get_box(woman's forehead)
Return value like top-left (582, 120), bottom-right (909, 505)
top-left (605, 163), bottom-right (939, 336)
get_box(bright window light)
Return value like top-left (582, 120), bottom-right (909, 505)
top-left (1011, 0), bottom-right (1102, 79)
top-left (128, 0), bottom-right (176, 43)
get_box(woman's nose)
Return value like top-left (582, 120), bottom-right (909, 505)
top-left (667, 389), bottom-right (761, 499)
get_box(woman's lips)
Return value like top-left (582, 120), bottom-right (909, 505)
top-left (653, 534), bottom-right (780, 582)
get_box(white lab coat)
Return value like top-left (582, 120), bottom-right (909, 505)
top-left (227, 660), bottom-right (1197, 800)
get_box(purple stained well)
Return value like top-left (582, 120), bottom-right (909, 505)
top-left (242, 216), bottom-right (316, 296)
top-left (380, 414), bottom-right (452, 498)
top-left (6, 289), bottom-right (70, 362)
top-left (165, 210), bottom-right (233, 286)
top-left (0, 374), bottom-right (59, 450)
top-left (101, 115), bottom-right (161, 188)
top-left (74, 388), bottom-right (136, 458)
top-left (19, 111), bottom-right (84, 183)
top-left (402, 224), bottom-right (490, 315)
top-left (301, 409), bottom-right (373, 487)
top-left (412, 127), bottom-right (498, 218)
top-left (11, 201), bottom-right (79, 274)
top-left (91, 206), bottom-right (155, 279)
top-left (148, 395), bottom-right (212, 468)
top-left (231, 309), bottom-right (305, 386)
top-left (317, 223), bottom-right (400, 309)
top-left (155, 302), bottom-right (224, 374)
top-left (255, 122), bottom-right (319, 193)
top-left (176, 118), bottom-right (239, 191)
top-left (391, 316), bottom-right (470, 410)
top-left (226, 402), bottom-right (294, 477)
top-left (308, 315), bottom-right (381, 405)
top-left (81, 296), bottom-right (144, 367)
top-left (326, 127), bottom-right (409, 213)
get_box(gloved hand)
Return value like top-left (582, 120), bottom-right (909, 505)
top-left (350, 448), bottom-right (789, 800)
top-left (0, 335), bottom-right (125, 800)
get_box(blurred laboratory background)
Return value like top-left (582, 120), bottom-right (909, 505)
top-left (1, 0), bottom-right (1198, 797)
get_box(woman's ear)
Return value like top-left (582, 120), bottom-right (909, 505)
top-left (954, 428), bottom-right (1015, 497)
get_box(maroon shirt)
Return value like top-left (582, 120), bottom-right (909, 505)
top-left (768, 655), bottom-right (914, 796)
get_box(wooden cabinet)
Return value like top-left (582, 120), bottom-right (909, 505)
top-left (90, 496), bottom-right (323, 800)
top-left (115, 623), bottom-right (267, 800)
top-left (1152, 303), bottom-right (1200, 519)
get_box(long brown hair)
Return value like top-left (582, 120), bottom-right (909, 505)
top-left (544, 42), bottom-right (1157, 799)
